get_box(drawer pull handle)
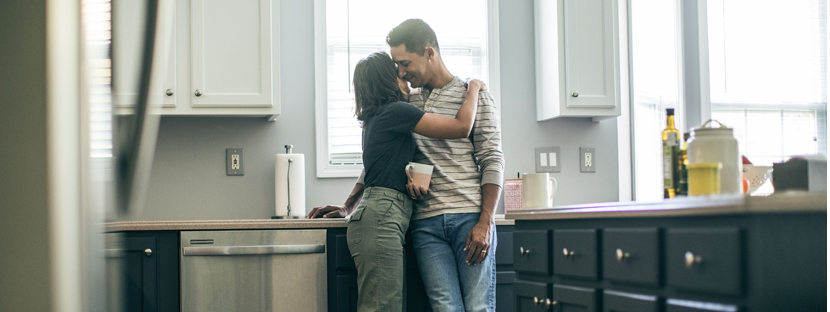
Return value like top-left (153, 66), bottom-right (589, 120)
top-left (194, 89), bottom-right (202, 97)
top-left (519, 247), bottom-right (531, 255)
top-left (166, 89), bottom-right (173, 96)
top-left (144, 248), bottom-right (152, 257)
top-left (572, 92), bottom-right (579, 97)
top-left (533, 297), bottom-right (539, 306)
top-left (685, 251), bottom-right (702, 267)
top-left (616, 248), bottom-right (630, 261)
top-left (562, 248), bottom-right (575, 258)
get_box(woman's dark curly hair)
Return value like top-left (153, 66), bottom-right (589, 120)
top-left (353, 51), bottom-right (405, 125)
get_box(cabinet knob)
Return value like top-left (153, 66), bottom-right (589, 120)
top-left (194, 89), bottom-right (202, 97)
top-left (685, 251), bottom-right (702, 267)
top-left (572, 92), bottom-right (579, 97)
top-left (166, 89), bottom-right (173, 96)
top-left (144, 248), bottom-right (152, 257)
top-left (533, 297), bottom-right (539, 306)
top-left (519, 247), bottom-right (531, 255)
top-left (545, 299), bottom-right (556, 308)
top-left (562, 248), bottom-right (575, 258)
top-left (616, 248), bottom-right (630, 261)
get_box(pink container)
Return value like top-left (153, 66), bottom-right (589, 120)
top-left (504, 179), bottom-right (523, 210)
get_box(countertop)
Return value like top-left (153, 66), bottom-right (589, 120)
top-left (107, 215), bottom-right (514, 232)
top-left (505, 191), bottom-right (827, 220)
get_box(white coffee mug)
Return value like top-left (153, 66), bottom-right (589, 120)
top-left (522, 173), bottom-right (558, 208)
top-left (405, 162), bottom-right (434, 189)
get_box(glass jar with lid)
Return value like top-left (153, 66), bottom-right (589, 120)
top-left (687, 120), bottom-right (742, 195)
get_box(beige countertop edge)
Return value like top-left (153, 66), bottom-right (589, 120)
top-left (107, 216), bottom-right (514, 232)
top-left (505, 192), bottom-right (827, 220)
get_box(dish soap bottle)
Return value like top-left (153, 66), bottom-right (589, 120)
top-left (662, 108), bottom-right (681, 198)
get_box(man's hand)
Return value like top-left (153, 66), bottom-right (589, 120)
top-left (307, 204), bottom-right (350, 219)
top-left (464, 220), bottom-right (494, 265)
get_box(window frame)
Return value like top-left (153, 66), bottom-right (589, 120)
top-left (313, 0), bottom-right (501, 178)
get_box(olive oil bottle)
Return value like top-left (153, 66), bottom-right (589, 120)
top-left (662, 108), bottom-right (680, 198)
top-left (676, 133), bottom-right (690, 196)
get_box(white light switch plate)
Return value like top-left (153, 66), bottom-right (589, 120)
top-left (535, 147), bottom-right (560, 173)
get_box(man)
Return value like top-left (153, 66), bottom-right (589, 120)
top-left (309, 19), bottom-right (504, 312)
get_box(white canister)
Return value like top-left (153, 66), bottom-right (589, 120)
top-left (522, 173), bottom-right (558, 208)
top-left (687, 120), bottom-right (741, 194)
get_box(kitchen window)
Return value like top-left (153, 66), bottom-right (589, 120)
top-left (707, 0), bottom-right (827, 194)
top-left (314, 0), bottom-right (501, 178)
top-left (630, 0), bottom-right (827, 200)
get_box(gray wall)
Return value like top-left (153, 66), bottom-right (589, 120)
top-left (127, 0), bottom-right (619, 221)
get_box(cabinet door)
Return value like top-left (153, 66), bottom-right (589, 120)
top-left (124, 237), bottom-right (157, 312)
top-left (553, 229), bottom-right (598, 280)
top-left (563, 0), bottom-right (618, 109)
top-left (666, 228), bottom-right (742, 296)
top-left (514, 280), bottom-right (552, 312)
top-left (514, 230), bottom-right (551, 275)
top-left (603, 290), bottom-right (659, 312)
top-left (335, 275), bottom-right (359, 312)
top-left (603, 228), bottom-right (660, 286)
top-left (190, 0), bottom-right (273, 107)
top-left (552, 284), bottom-right (598, 312)
top-left (112, 0), bottom-right (177, 109)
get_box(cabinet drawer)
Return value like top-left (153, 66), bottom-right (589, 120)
top-left (603, 290), bottom-right (659, 312)
top-left (552, 284), bottom-right (598, 312)
top-left (666, 228), bottom-right (742, 296)
top-left (553, 229), bottom-right (598, 280)
top-left (665, 298), bottom-right (740, 312)
top-left (514, 280), bottom-right (551, 312)
top-left (514, 230), bottom-right (551, 275)
top-left (603, 228), bottom-right (659, 286)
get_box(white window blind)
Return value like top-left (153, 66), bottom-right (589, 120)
top-left (707, 0), bottom-right (827, 194)
top-left (320, 0), bottom-right (490, 175)
top-left (83, 0), bottom-right (114, 159)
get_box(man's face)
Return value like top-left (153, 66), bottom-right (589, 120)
top-left (390, 44), bottom-right (432, 88)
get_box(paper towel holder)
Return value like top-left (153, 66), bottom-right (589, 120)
top-left (274, 144), bottom-right (301, 219)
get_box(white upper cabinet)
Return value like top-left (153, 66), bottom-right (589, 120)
top-left (112, 0), bottom-right (177, 110)
top-left (535, 0), bottom-right (621, 121)
top-left (113, 0), bottom-right (280, 120)
top-left (190, 0), bottom-right (273, 108)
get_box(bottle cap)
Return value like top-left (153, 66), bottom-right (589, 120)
top-left (666, 108), bottom-right (675, 116)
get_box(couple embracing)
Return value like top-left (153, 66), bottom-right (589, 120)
top-left (308, 19), bottom-right (504, 312)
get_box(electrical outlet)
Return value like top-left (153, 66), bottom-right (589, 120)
top-left (580, 147), bottom-right (595, 173)
top-left (535, 147), bottom-right (561, 173)
top-left (226, 148), bottom-right (244, 176)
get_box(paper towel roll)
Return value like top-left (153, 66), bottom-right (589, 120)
top-left (275, 154), bottom-right (305, 217)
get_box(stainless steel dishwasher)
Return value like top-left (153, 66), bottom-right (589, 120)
top-left (180, 229), bottom-right (327, 312)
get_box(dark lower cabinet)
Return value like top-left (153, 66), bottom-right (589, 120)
top-left (124, 237), bottom-right (156, 312)
top-left (551, 284), bottom-right (598, 312)
top-left (603, 290), bottom-right (659, 312)
top-left (512, 209), bottom-right (826, 312)
top-left (329, 225), bottom-right (515, 312)
top-left (122, 231), bottom-right (179, 312)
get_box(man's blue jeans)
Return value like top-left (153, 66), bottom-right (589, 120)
top-left (411, 213), bottom-right (497, 312)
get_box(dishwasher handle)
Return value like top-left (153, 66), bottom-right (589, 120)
top-left (182, 244), bottom-right (325, 256)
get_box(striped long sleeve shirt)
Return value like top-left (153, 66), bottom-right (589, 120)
top-left (407, 77), bottom-right (504, 220)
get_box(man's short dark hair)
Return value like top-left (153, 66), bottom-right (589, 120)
top-left (386, 19), bottom-right (440, 55)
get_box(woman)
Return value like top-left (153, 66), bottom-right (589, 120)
top-left (308, 51), bottom-right (484, 312)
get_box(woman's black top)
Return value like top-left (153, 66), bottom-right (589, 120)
top-left (361, 101), bottom-right (425, 194)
